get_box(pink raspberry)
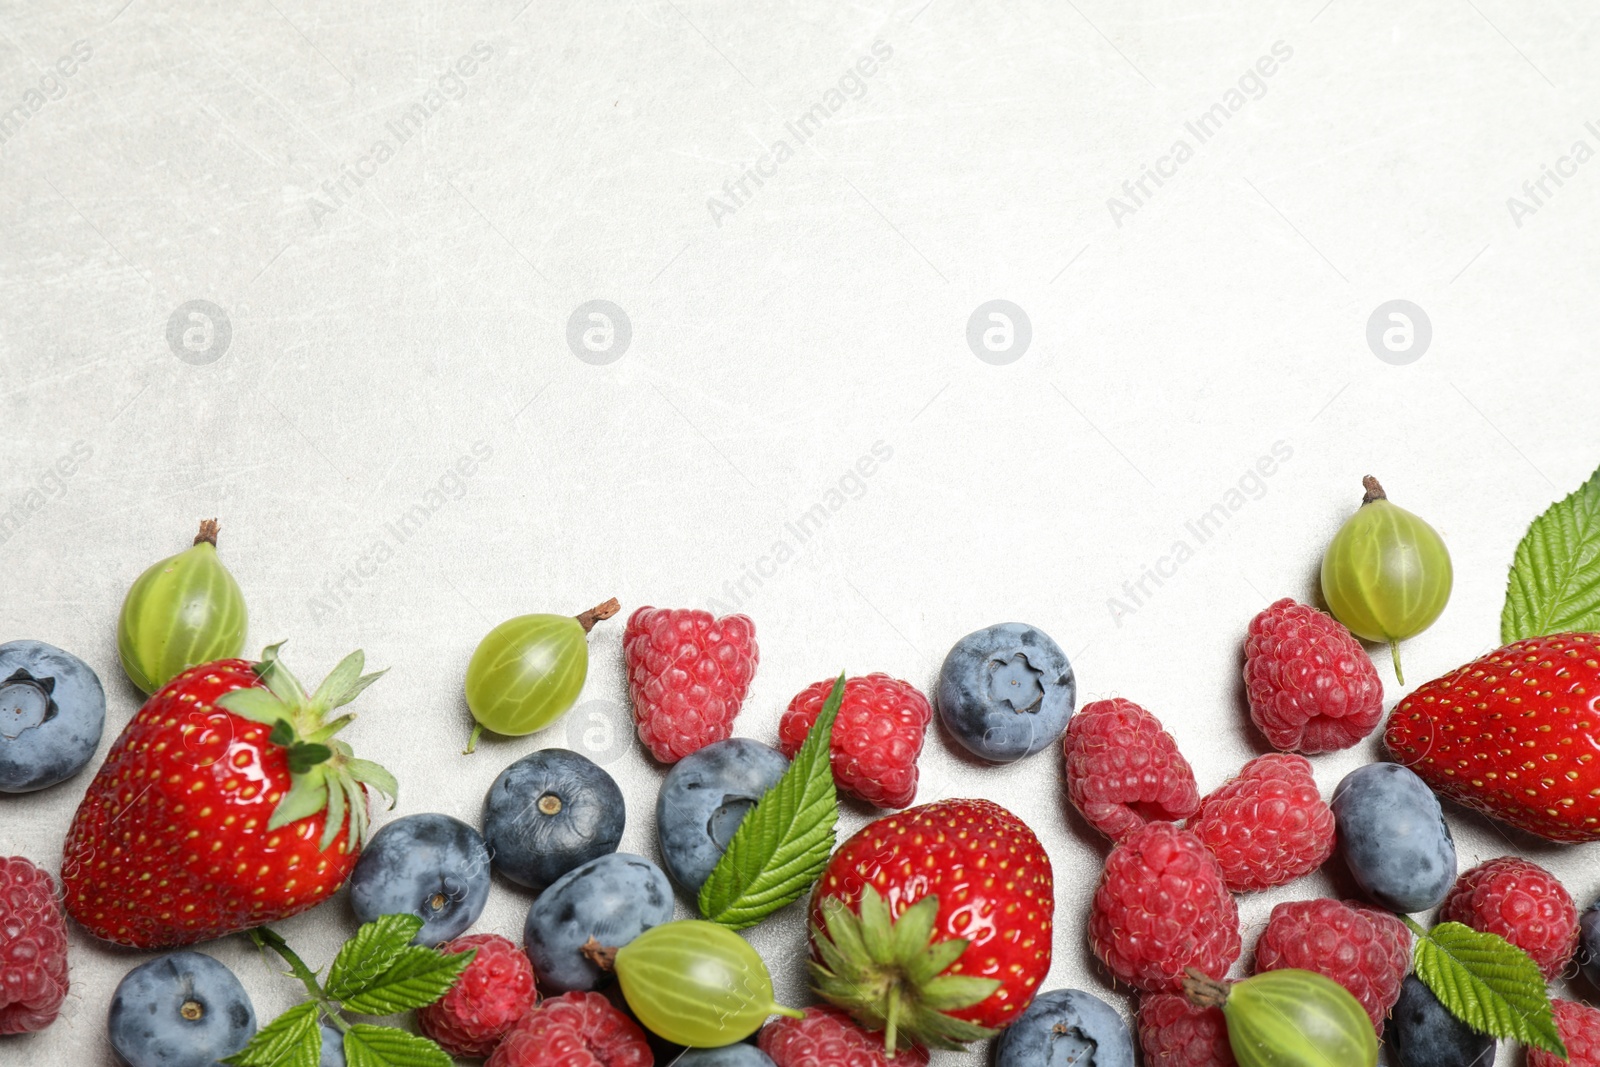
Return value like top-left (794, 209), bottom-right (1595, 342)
top-left (1138, 993), bottom-right (1236, 1067)
top-left (1244, 598), bottom-right (1383, 753)
top-left (624, 607), bottom-right (758, 763)
top-left (1441, 857), bottom-right (1578, 980)
top-left (0, 857), bottom-right (69, 1034)
top-left (1531, 999), bottom-right (1600, 1067)
top-left (759, 1005), bottom-right (930, 1067)
top-left (1187, 753), bottom-right (1335, 892)
top-left (1089, 823), bottom-right (1241, 993)
top-left (1063, 698), bottom-right (1200, 841)
top-left (1253, 898), bottom-right (1409, 1034)
top-left (486, 991), bottom-right (652, 1067)
top-left (779, 674), bottom-right (931, 809)
top-left (419, 934), bottom-right (537, 1058)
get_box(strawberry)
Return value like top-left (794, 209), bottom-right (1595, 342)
top-left (1386, 632), bottom-right (1600, 842)
top-left (808, 798), bottom-right (1053, 1053)
top-left (62, 646), bottom-right (397, 947)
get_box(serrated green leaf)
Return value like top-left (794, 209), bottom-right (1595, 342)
top-left (1412, 921), bottom-right (1566, 1057)
top-left (221, 1002), bottom-right (322, 1067)
top-left (697, 673), bottom-right (844, 929)
top-left (217, 688), bottom-right (289, 726)
top-left (338, 945), bottom-right (474, 1015)
top-left (341, 1024), bottom-right (453, 1067)
top-left (325, 915), bottom-right (424, 1000)
top-left (1503, 464), bottom-right (1600, 643)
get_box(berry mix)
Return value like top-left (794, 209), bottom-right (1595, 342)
top-left (4, 469), bottom-right (1600, 1067)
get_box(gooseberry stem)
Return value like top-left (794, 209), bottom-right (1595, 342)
top-left (464, 722), bottom-right (485, 755)
top-left (249, 927), bottom-right (349, 1034)
top-left (1181, 968), bottom-right (1231, 1010)
top-left (577, 597), bottom-right (621, 633)
top-left (194, 518), bottom-right (220, 547)
top-left (580, 937), bottom-right (618, 971)
top-left (1362, 476), bottom-right (1387, 504)
top-left (1391, 641), bottom-right (1405, 685)
top-left (772, 1003), bottom-right (805, 1020)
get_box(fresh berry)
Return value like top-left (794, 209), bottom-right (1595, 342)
top-left (1387, 632), bottom-right (1600, 842)
top-left (486, 990), bottom-right (653, 1067)
top-left (1529, 998), bottom-right (1600, 1067)
top-left (993, 988), bottom-right (1136, 1067)
top-left (419, 934), bottom-right (537, 1059)
top-left (349, 813), bottom-right (491, 946)
top-left (780, 674), bottom-right (930, 809)
top-left (624, 607), bottom-right (758, 763)
top-left (1137, 993), bottom-right (1235, 1067)
top-left (1182, 969), bottom-right (1378, 1066)
top-left (1386, 975), bottom-right (1495, 1067)
top-left (809, 798), bottom-right (1053, 1049)
top-left (677, 1046), bottom-right (776, 1067)
top-left (1063, 698), bottom-right (1199, 841)
top-left (758, 1006), bottom-right (931, 1067)
top-left (0, 639), bottom-right (106, 793)
top-left (484, 747), bottom-right (625, 890)
top-left (318, 1020), bottom-right (345, 1067)
top-left (1581, 900), bottom-right (1600, 992)
top-left (1330, 763), bottom-right (1456, 913)
top-left (465, 599), bottom-right (619, 746)
top-left (1187, 753), bottom-right (1335, 892)
top-left (935, 622), bottom-right (1075, 762)
top-left (1243, 598), bottom-right (1383, 754)
top-left (118, 520), bottom-right (248, 696)
top-left (0, 857), bottom-right (69, 1034)
top-left (1252, 898), bottom-right (1409, 1032)
top-left (523, 852), bottom-right (672, 993)
top-left (61, 647), bottom-right (395, 948)
top-left (613, 920), bottom-right (797, 1046)
top-left (1089, 822), bottom-right (1240, 994)
top-left (656, 737), bottom-right (788, 892)
top-left (1440, 857), bottom-right (1578, 980)
top-left (107, 951), bottom-right (257, 1067)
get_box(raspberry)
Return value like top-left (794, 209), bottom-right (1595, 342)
top-left (0, 857), bottom-right (69, 1034)
top-left (486, 991), bottom-right (652, 1067)
top-left (1252, 898), bottom-right (1408, 1033)
top-left (1531, 999), bottom-right (1600, 1067)
top-left (1138, 993), bottom-right (1236, 1067)
top-left (1441, 857), bottom-right (1578, 980)
top-left (1243, 598), bottom-right (1383, 753)
top-left (758, 1006), bottom-right (931, 1067)
top-left (1187, 753), bottom-right (1335, 892)
top-left (1063, 698), bottom-right (1200, 841)
top-left (419, 934), bottom-right (538, 1058)
top-left (779, 674), bottom-right (931, 809)
top-left (1089, 823), bottom-right (1241, 993)
top-left (624, 607), bottom-right (759, 764)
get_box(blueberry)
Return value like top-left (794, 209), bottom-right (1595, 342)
top-left (1579, 900), bottom-right (1600, 991)
top-left (657, 738), bottom-right (789, 893)
top-left (318, 1020), bottom-right (345, 1067)
top-left (523, 852), bottom-right (672, 993)
top-left (677, 1044), bottom-right (776, 1067)
top-left (1331, 763), bottom-right (1456, 913)
top-left (484, 747), bottom-right (625, 890)
top-left (935, 622), bottom-right (1075, 762)
top-left (349, 813), bottom-right (491, 946)
top-left (108, 951), bottom-right (257, 1067)
top-left (993, 989), bottom-right (1135, 1067)
top-left (1387, 975), bottom-right (1494, 1067)
top-left (0, 639), bottom-right (106, 793)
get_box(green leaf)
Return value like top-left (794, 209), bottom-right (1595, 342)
top-left (341, 1024), bottom-right (453, 1067)
top-left (222, 1002), bottom-right (322, 1067)
top-left (325, 914), bottom-right (424, 1000)
top-left (697, 672), bottom-right (844, 929)
top-left (217, 688), bottom-right (289, 726)
top-left (1411, 920), bottom-right (1566, 1057)
top-left (338, 946), bottom-right (475, 1015)
top-left (1503, 464), bottom-right (1600, 643)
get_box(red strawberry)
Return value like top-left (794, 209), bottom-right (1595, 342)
top-left (62, 646), bottom-right (396, 948)
top-left (1386, 632), bottom-right (1600, 842)
top-left (779, 674), bottom-right (931, 809)
top-left (624, 607), bottom-right (758, 763)
top-left (808, 798), bottom-right (1053, 1053)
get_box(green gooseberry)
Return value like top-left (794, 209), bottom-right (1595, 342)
top-left (614, 920), bottom-right (803, 1047)
top-left (462, 598), bottom-right (618, 752)
top-left (1184, 968), bottom-right (1378, 1067)
top-left (117, 519), bottom-right (248, 694)
top-left (1320, 476), bottom-right (1452, 683)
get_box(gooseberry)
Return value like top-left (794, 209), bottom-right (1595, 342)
top-left (117, 519), bottom-right (248, 694)
top-left (1184, 968), bottom-right (1378, 1067)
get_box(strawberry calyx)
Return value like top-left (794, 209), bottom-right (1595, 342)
top-left (216, 643), bottom-right (398, 852)
top-left (809, 887), bottom-right (1000, 1054)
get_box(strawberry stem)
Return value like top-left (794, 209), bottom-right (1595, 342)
top-left (250, 927), bottom-right (349, 1033)
top-left (884, 984), bottom-right (902, 1057)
